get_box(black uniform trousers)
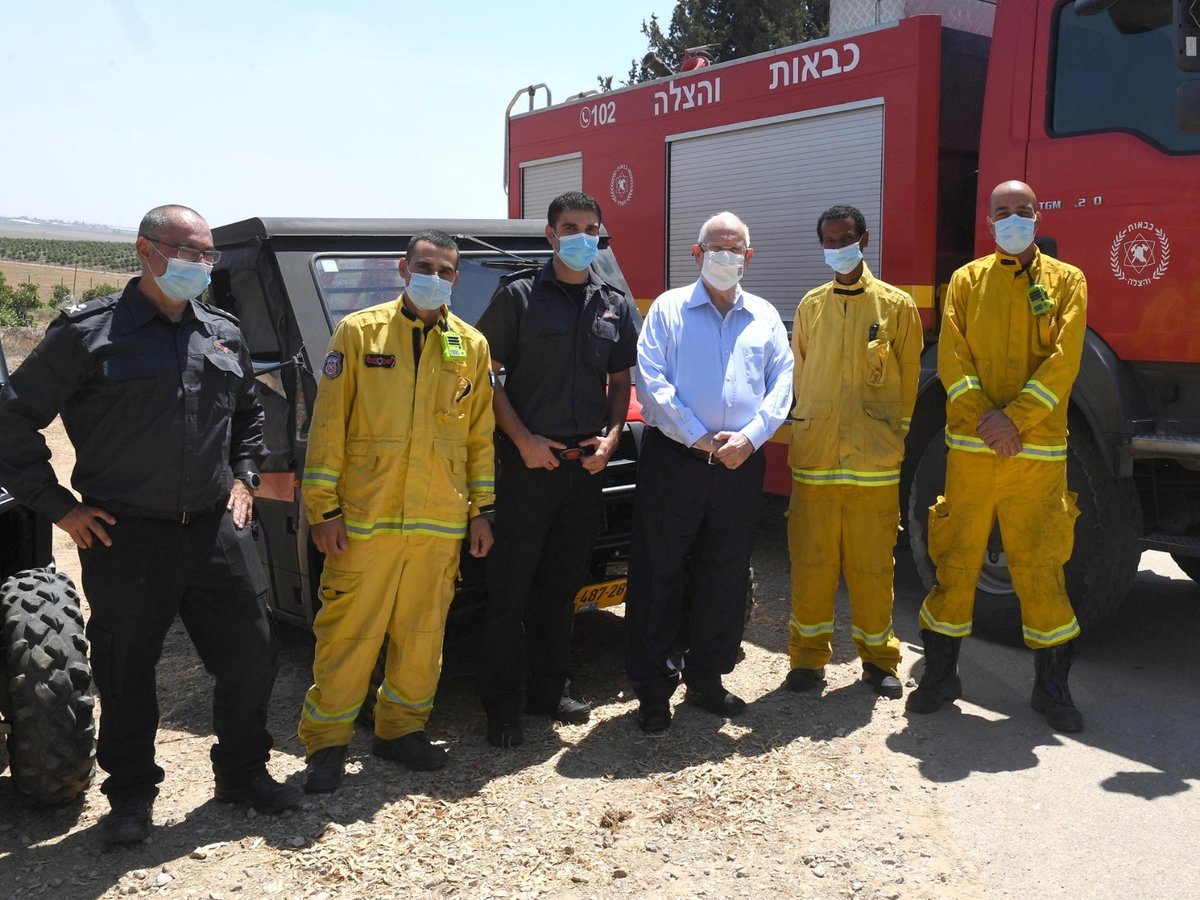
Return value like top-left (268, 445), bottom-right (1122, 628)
top-left (79, 507), bottom-right (277, 802)
top-left (480, 438), bottom-right (603, 716)
top-left (625, 426), bottom-right (763, 704)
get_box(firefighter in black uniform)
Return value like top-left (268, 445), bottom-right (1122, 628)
top-left (475, 191), bottom-right (639, 747)
top-left (0, 204), bottom-right (299, 846)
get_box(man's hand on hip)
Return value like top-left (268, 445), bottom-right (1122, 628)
top-left (227, 479), bottom-right (256, 529)
top-left (311, 518), bottom-right (349, 556)
top-left (713, 431), bottom-right (754, 469)
top-left (56, 502), bottom-right (116, 549)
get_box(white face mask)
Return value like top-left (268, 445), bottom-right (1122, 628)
top-left (992, 213), bottom-right (1037, 255)
top-left (823, 242), bottom-right (864, 275)
top-left (701, 249), bottom-right (744, 291)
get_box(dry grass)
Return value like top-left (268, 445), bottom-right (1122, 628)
top-left (0, 260), bottom-right (127, 300)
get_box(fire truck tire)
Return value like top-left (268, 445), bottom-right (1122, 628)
top-left (1169, 553), bottom-right (1200, 584)
top-left (907, 414), bottom-right (1140, 643)
top-left (1, 568), bottom-right (96, 805)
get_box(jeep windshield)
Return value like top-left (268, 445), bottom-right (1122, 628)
top-left (311, 251), bottom-right (551, 328)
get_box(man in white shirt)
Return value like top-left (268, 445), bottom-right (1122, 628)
top-left (627, 211), bottom-right (794, 733)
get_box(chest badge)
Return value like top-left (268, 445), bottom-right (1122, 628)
top-left (364, 354), bottom-right (396, 368)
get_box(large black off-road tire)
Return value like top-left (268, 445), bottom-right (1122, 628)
top-left (1169, 553), bottom-right (1200, 584)
top-left (908, 413), bottom-right (1142, 643)
top-left (1, 568), bottom-right (96, 804)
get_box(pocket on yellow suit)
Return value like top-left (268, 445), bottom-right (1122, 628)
top-left (318, 564), bottom-right (360, 606)
top-left (788, 401), bottom-right (835, 469)
top-left (1043, 490), bottom-right (1080, 565)
top-left (927, 497), bottom-right (953, 567)
top-left (865, 338), bottom-right (890, 387)
top-left (863, 401), bottom-right (904, 468)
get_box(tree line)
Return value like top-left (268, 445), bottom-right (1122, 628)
top-left (602, 0), bottom-right (830, 89)
top-left (0, 237), bottom-right (139, 273)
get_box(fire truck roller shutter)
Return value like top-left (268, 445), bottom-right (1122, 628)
top-left (667, 103), bottom-right (884, 325)
top-left (521, 153), bottom-right (583, 219)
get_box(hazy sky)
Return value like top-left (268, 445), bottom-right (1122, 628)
top-left (0, 0), bottom-right (674, 230)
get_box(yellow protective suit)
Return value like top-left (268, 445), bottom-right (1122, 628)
top-left (788, 265), bottom-right (922, 674)
top-left (298, 300), bottom-right (495, 752)
top-left (919, 248), bottom-right (1087, 648)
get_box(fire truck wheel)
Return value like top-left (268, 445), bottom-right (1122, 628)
top-left (1169, 554), bottom-right (1200, 584)
top-left (1, 568), bottom-right (96, 805)
top-left (907, 413), bottom-right (1141, 643)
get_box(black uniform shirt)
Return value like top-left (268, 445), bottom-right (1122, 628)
top-left (0, 278), bottom-right (266, 522)
top-left (477, 260), bottom-right (639, 437)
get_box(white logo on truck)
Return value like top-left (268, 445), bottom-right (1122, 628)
top-left (768, 43), bottom-right (860, 90)
top-left (610, 165), bottom-right (635, 207)
top-left (653, 77), bottom-right (721, 116)
top-left (1110, 222), bottom-right (1170, 287)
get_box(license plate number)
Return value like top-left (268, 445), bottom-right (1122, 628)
top-left (573, 578), bottom-right (627, 611)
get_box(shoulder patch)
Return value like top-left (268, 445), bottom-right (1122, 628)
top-left (323, 351), bottom-right (344, 379)
top-left (497, 267), bottom-right (540, 287)
top-left (197, 300), bottom-right (241, 326)
top-left (61, 295), bottom-right (119, 319)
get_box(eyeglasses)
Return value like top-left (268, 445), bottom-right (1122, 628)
top-left (146, 238), bottom-right (222, 266)
top-left (700, 242), bottom-right (747, 255)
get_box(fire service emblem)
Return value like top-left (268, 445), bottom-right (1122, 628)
top-left (1110, 221), bottom-right (1170, 288)
top-left (610, 164), bottom-right (635, 207)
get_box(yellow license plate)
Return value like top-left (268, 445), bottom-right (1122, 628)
top-left (573, 578), bottom-right (627, 612)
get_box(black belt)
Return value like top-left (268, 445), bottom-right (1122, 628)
top-left (650, 427), bottom-right (718, 465)
top-left (86, 498), bottom-right (226, 525)
top-left (178, 504), bottom-right (223, 525)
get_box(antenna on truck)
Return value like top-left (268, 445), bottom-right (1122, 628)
top-left (503, 84), bottom-right (552, 196)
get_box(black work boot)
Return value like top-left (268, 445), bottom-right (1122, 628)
top-left (1031, 641), bottom-right (1084, 733)
top-left (304, 745), bottom-right (349, 794)
top-left (373, 731), bottom-right (448, 771)
top-left (214, 767), bottom-right (302, 814)
top-left (784, 667), bottom-right (826, 693)
top-left (905, 629), bottom-right (962, 714)
top-left (102, 797), bottom-right (153, 847)
top-left (863, 663), bottom-right (903, 699)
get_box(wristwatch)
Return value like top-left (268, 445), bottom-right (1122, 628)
top-left (234, 470), bottom-right (262, 491)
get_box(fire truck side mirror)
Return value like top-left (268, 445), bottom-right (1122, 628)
top-left (1176, 0), bottom-right (1200, 71)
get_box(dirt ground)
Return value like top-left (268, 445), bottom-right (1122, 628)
top-left (0, 338), bottom-right (988, 900)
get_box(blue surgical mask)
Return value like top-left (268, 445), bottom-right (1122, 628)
top-left (406, 272), bottom-right (453, 310)
top-left (155, 256), bottom-right (212, 302)
top-left (992, 214), bottom-right (1037, 256)
top-left (823, 242), bottom-right (864, 275)
top-left (555, 232), bottom-right (600, 271)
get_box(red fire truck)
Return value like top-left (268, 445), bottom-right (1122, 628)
top-left (504, 0), bottom-right (1200, 634)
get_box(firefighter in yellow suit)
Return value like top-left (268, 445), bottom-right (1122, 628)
top-left (298, 231), bottom-right (496, 791)
top-left (907, 181), bottom-right (1088, 733)
top-left (786, 206), bottom-right (922, 699)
